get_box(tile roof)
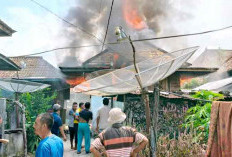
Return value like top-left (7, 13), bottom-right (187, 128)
top-left (0, 56), bottom-right (63, 79)
top-left (191, 49), bottom-right (232, 69)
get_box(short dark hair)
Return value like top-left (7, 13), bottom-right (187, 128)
top-left (38, 113), bottom-right (54, 130)
top-left (103, 98), bottom-right (109, 106)
top-left (73, 102), bottom-right (78, 106)
top-left (79, 102), bottom-right (84, 108)
top-left (85, 102), bottom-right (91, 109)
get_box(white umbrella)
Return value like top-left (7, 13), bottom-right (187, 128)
top-left (0, 78), bottom-right (50, 157)
top-left (0, 78), bottom-right (50, 93)
top-left (74, 46), bottom-right (199, 95)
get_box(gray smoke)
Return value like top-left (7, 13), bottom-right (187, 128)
top-left (59, 0), bottom-right (194, 67)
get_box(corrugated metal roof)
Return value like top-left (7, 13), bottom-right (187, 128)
top-left (0, 19), bottom-right (16, 37)
top-left (0, 53), bottom-right (21, 71)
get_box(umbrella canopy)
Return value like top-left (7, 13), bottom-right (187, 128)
top-left (74, 46), bottom-right (199, 96)
top-left (0, 78), bottom-right (50, 93)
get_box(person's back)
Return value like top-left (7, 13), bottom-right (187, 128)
top-left (97, 106), bottom-right (110, 130)
top-left (36, 135), bottom-right (63, 157)
top-left (51, 112), bottom-right (62, 136)
top-left (91, 108), bottom-right (148, 157)
top-left (96, 98), bottom-right (111, 132)
top-left (93, 125), bottom-right (145, 157)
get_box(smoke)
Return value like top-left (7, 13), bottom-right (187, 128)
top-left (59, 0), bottom-right (197, 67)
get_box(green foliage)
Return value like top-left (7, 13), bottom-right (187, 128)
top-left (19, 88), bottom-right (57, 153)
top-left (192, 90), bottom-right (224, 101)
top-left (182, 90), bottom-right (224, 143)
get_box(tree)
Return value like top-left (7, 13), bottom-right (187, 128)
top-left (19, 88), bottom-right (57, 153)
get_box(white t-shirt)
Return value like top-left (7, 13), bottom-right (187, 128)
top-left (97, 106), bottom-right (111, 129)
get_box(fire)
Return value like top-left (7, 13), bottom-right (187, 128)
top-left (123, 0), bottom-right (147, 30)
top-left (66, 76), bottom-right (86, 87)
top-left (180, 77), bottom-right (193, 87)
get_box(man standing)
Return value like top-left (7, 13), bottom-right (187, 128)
top-left (34, 113), bottom-right (63, 157)
top-left (73, 102), bottom-right (84, 150)
top-left (90, 108), bottom-right (148, 157)
top-left (51, 104), bottom-right (67, 141)
top-left (96, 98), bottom-right (111, 133)
top-left (68, 102), bottom-right (78, 149)
top-left (77, 102), bottom-right (93, 154)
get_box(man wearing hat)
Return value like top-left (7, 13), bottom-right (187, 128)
top-left (90, 108), bottom-right (148, 157)
top-left (51, 104), bottom-right (67, 141)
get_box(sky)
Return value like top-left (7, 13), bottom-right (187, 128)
top-left (1, 0), bottom-right (232, 67)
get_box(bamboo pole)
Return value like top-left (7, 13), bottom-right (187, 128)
top-left (128, 36), bottom-right (151, 134)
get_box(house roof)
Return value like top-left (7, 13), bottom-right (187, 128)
top-left (0, 56), bottom-right (63, 79)
top-left (0, 53), bottom-right (21, 71)
top-left (194, 77), bottom-right (232, 92)
top-left (0, 19), bottom-right (16, 37)
top-left (191, 49), bottom-right (232, 70)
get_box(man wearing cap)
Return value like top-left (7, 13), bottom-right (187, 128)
top-left (90, 108), bottom-right (148, 157)
top-left (51, 104), bottom-right (67, 141)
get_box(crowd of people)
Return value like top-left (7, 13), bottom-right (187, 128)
top-left (1, 98), bottom-right (148, 157)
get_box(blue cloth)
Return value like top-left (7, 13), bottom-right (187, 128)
top-left (77, 123), bottom-right (91, 153)
top-left (51, 112), bottom-right (62, 136)
top-left (36, 135), bottom-right (63, 157)
top-left (79, 109), bottom-right (93, 123)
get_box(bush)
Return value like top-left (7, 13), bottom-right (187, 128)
top-left (19, 88), bottom-right (57, 153)
top-left (182, 90), bottom-right (223, 143)
top-left (157, 131), bottom-right (206, 157)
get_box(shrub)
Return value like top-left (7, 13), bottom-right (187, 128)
top-left (182, 90), bottom-right (223, 143)
top-left (157, 131), bottom-right (206, 157)
top-left (19, 88), bottom-right (57, 153)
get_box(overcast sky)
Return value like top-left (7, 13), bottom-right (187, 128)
top-left (1, 0), bottom-right (232, 67)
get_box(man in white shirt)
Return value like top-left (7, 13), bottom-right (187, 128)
top-left (96, 98), bottom-right (111, 133)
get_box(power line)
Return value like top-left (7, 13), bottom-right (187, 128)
top-left (131, 25), bottom-right (232, 43)
top-left (13, 24), bottom-right (232, 57)
top-left (12, 45), bottom-right (102, 57)
top-left (28, 0), bottom-right (103, 43)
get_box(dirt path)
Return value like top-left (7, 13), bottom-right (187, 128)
top-left (63, 139), bottom-right (93, 157)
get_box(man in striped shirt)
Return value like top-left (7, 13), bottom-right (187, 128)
top-left (90, 108), bottom-right (148, 157)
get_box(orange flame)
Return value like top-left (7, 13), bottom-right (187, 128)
top-left (123, 0), bottom-right (147, 30)
top-left (66, 77), bottom-right (86, 86)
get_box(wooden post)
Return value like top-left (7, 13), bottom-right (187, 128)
top-left (15, 93), bottom-right (20, 128)
top-left (142, 93), bottom-right (150, 133)
top-left (15, 101), bottom-right (27, 157)
top-left (150, 83), bottom-right (160, 157)
top-left (0, 98), bottom-right (6, 155)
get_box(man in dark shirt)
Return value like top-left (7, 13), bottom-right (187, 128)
top-left (51, 104), bottom-right (67, 141)
top-left (77, 102), bottom-right (93, 154)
